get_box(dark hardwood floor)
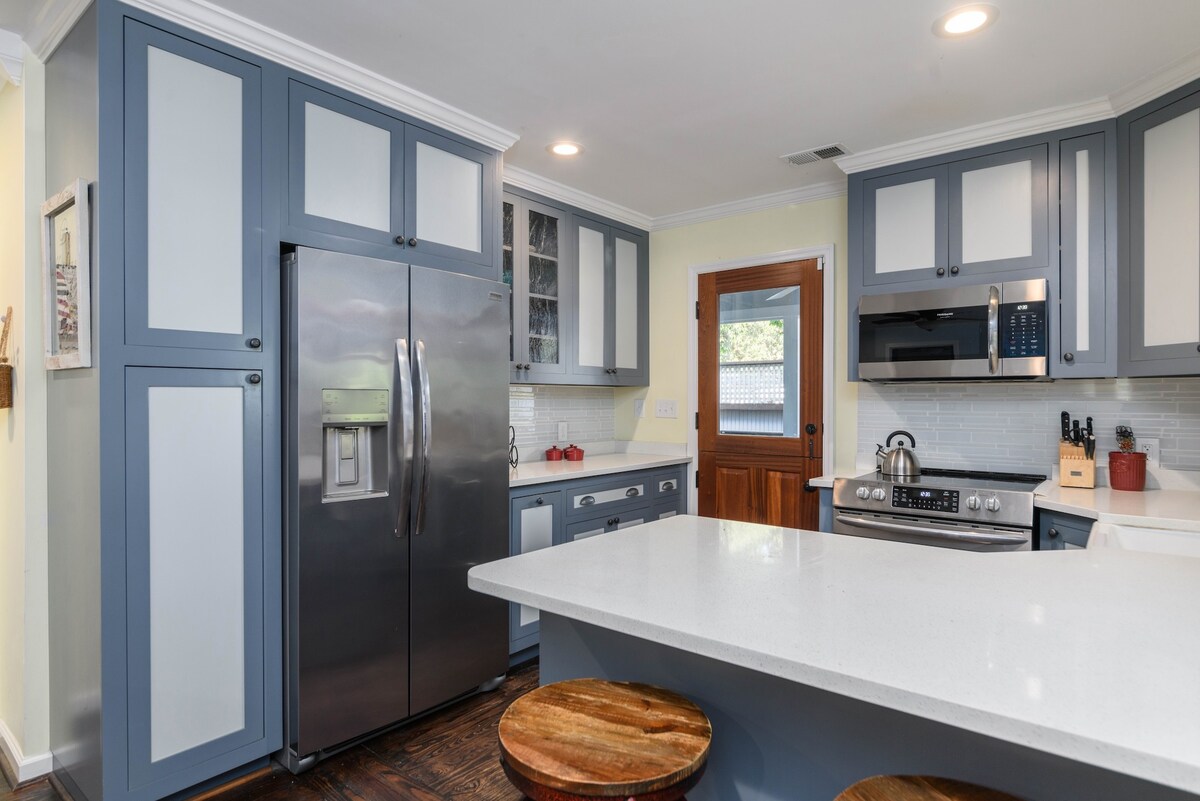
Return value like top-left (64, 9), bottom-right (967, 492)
top-left (1, 663), bottom-right (537, 801)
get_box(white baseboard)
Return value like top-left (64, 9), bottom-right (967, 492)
top-left (0, 718), bottom-right (52, 785)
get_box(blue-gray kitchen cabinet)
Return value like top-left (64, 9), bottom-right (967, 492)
top-left (506, 192), bottom-right (575, 383)
top-left (508, 489), bottom-right (564, 655)
top-left (1119, 78), bottom-right (1200, 377)
top-left (1037, 508), bottom-right (1094, 550)
top-left (572, 216), bottom-right (650, 386)
top-left (287, 80), bottom-right (498, 278)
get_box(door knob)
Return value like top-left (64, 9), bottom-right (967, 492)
top-left (805, 423), bottom-right (817, 435)
top-left (247, 337), bottom-right (261, 349)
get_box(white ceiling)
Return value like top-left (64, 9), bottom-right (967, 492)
top-left (12, 0), bottom-right (1200, 220)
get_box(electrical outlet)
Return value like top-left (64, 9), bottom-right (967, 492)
top-left (634, 399), bottom-right (645, 419)
top-left (1139, 437), bottom-right (1160, 468)
top-left (655, 399), bottom-right (678, 418)
top-left (557, 421), bottom-right (569, 441)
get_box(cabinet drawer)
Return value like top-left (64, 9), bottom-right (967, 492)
top-left (653, 500), bottom-right (682, 521)
top-left (566, 509), bottom-right (651, 542)
top-left (652, 469), bottom-right (684, 498)
top-left (567, 476), bottom-right (650, 517)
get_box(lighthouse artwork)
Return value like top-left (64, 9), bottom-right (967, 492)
top-left (41, 179), bottom-right (91, 369)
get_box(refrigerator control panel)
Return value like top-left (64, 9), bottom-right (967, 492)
top-left (321, 388), bottom-right (389, 425)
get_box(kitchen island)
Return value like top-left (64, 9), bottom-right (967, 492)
top-left (468, 516), bottom-right (1200, 801)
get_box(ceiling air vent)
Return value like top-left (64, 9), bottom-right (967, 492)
top-left (780, 143), bottom-right (848, 167)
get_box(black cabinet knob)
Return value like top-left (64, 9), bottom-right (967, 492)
top-left (247, 337), bottom-right (261, 349)
top-left (407, 237), bottom-right (418, 247)
top-left (1048, 528), bottom-right (1059, 538)
top-left (1196, 344), bottom-right (1200, 353)
top-left (607, 518), bottom-right (617, 526)
top-left (936, 267), bottom-right (946, 276)
top-left (950, 265), bottom-right (960, 275)
top-left (394, 235), bottom-right (406, 246)
top-left (535, 497), bottom-right (544, 505)
top-left (247, 373), bottom-right (261, 385)
top-left (1063, 352), bottom-right (1074, 362)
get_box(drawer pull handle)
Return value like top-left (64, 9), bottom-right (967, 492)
top-left (580, 495), bottom-right (595, 506)
top-left (625, 487), bottom-right (640, 497)
top-left (662, 481), bottom-right (675, 491)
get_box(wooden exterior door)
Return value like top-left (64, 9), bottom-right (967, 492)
top-left (697, 259), bottom-right (823, 529)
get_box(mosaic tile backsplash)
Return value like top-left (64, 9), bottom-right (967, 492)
top-left (858, 378), bottom-right (1200, 473)
top-left (509, 385), bottom-right (615, 460)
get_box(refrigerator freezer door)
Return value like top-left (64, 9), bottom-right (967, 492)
top-left (408, 266), bottom-right (510, 714)
top-left (286, 247), bottom-right (411, 756)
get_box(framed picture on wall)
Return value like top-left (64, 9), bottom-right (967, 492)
top-left (41, 179), bottom-right (91, 370)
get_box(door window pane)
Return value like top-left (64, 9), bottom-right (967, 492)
top-left (717, 286), bottom-right (800, 437)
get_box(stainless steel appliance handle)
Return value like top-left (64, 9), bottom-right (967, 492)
top-left (410, 339), bottom-right (431, 536)
top-left (394, 339), bottom-right (414, 537)
top-left (835, 514), bottom-right (1028, 546)
top-left (987, 284), bottom-right (1000, 375)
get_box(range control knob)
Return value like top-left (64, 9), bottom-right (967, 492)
top-left (984, 497), bottom-right (1002, 513)
top-left (871, 488), bottom-right (887, 502)
top-left (856, 486), bottom-right (871, 500)
top-left (966, 495), bottom-right (981, 511)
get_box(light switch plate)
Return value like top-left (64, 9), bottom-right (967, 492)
top-left (558, 422), bottom-right (569, 441)
top-left (655, 399), bottom-right (678, 418)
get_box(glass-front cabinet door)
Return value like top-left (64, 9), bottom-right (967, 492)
top-left (124, 20), bottom-right (262, 351)
top-left (508, 194), bottom-right (569, 381)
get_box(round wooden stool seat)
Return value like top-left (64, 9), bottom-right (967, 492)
top-left (836, 775), bottom-right (1024, 801)
top-left (497, 678), bottom-right (712, 800)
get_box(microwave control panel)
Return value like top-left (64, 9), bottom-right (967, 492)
top-left (1000, 300), bottom-right (1047, 359)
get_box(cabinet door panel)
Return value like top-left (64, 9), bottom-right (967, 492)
top-left (576, 220), bottom-right (608, 371)
top-left (612, 230), bottom-right (649, 384)
top-left (125, 21), bottom-right (262, 350)
top-left (406, 127), bottom-right (495, 268)
top-left (949, 145), bottom-right (1048, 275)
top-left (509, 491), bottom-right (560, 645)
top-left (1058, 132), bottom-right (1112, 375)
top-left (863, 165), bottom-right (948, 285)
top-left (126, 367), bottom-right (266, 787)
top-left (288, 81), bottom-right (404, 248)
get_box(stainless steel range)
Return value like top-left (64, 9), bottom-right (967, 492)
top-left (832, 468), bottom-right (1046, 551)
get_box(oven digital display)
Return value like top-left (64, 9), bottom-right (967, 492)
top-left (892, 486), bottom-right (959, 513)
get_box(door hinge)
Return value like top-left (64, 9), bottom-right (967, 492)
top-left (694, 411), bottom-right (699, 429)
top-left (695, 471), bottom-right (700, 488)
top-left (817, 256), bottom-right (824, 272)
top-left (695, 300), bottom-right (700, 319)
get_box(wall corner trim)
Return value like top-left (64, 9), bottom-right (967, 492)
top-left (118, 0), bottom-right (519, 152)
top-left (0, 719), bottom-right (52, 785)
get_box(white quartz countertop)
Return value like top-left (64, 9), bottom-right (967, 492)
top-left (1035, 483), bottom-right (1200, 531)
top-left (469, 515), bottom-right (1200, 794)
top-left (510, 453), bottom-right (691, 487)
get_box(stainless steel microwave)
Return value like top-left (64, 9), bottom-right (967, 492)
top-left (858, 279), bottom-right (1048, 381)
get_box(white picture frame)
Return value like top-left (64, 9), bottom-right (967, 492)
top-left (41, 179), bottom-right (91, 370)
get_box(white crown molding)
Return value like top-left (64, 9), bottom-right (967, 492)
top-left (0, 29), bottom-right (23, 86)
top-left (503, 165), bottom-right (653, 231)
top-left (1110, 48), bottom-right (1200, 116)
top-left (120, 0), bottom-right (519, 152)
top-left (835, 97), bottom-right (1115, 174)
top-left (650, 179), bottom-right (847, 232)
top-left (22, 0), bottom-right (91, 62)
top-left (0, 718), bottom-right (52, 785)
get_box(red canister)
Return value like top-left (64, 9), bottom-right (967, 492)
top-left (1108, 451), bottom-right (1147, 491)
top-left (564, 444), bottom-right (585, 461)
top-left (544, 445), bottom-right (563, 461)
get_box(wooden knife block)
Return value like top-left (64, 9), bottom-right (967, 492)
top-left (1059, 443), bottom-right (1095, 488)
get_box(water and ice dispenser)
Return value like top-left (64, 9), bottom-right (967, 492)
top-left (321, 388), bottom-right (389, 502)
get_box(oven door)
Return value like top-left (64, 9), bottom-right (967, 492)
top-left (833, 511), bottom-right (1031, 552)
top-left (858, 284), bottom-right (999, 381)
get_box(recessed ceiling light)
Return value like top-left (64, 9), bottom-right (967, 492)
top-left (933, 4), bottom-right (997, 37)
top-left (548, 141), bottom-right (583, 157)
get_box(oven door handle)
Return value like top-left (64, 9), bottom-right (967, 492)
top-left (836, 514), bottom-right (1028, 546)
top-left (987, 284), bottom-right (1000, 375)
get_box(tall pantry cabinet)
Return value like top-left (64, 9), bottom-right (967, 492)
top-left (45, 4), bottom-right (502, 801)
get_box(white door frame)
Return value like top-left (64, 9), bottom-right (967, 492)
top-left (686, 245), bottom-right (836, 514)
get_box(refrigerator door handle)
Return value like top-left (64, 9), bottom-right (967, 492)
top-left (411, 339), bottom-right (432, 536)
top-left (394, 338), bottom-right (414, 537)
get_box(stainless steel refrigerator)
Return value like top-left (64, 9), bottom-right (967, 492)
top-left (282, 247), bottom-right (509, 772)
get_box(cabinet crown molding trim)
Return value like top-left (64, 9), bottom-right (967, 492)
top-left (0, 29), bottom-right (22, 85)
top-left (835, 97), bottom-right (1115, 174)
top-left (504, 166), bottom-right (653, 231)
top-left (20, 0), bottom-right (90, 61)
top-left (120, 0), bottom-right (520, 152)
top-left (1109, 49), bottom-right (1200, 116)
top-left (651, 180), bottom-right (847, 231)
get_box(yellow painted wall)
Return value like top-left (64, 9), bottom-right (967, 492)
top-left (614, 196), bottom-right (858, 473)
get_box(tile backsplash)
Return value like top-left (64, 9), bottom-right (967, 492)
top-left (509, 385), bottom-right (615, 460)
top-left (858, 378), bottom-right (1200, 473)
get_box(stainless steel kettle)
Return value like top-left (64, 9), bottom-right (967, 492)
top-left (877, 430), bottom-right (920, 478)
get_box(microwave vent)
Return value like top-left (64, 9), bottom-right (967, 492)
top-left (781, 143), bottom-right (848, 166)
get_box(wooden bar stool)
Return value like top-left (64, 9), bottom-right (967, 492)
top-left (836, 775), bottom-right (1024, 801)
top-left (497, 678), bottom-right (712, 800)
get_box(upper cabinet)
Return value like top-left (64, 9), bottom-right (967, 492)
top-left (1121, 83), bottom-right (1200, 376)
top-left (862, 145), bottom-right (1048, 287)
top-left (573, 217), bottom-right (649, 385)
top-left (124, 20), bottom-right (263, 352)
top-left (287, 81), bottom-right (498, 277)
top-left (506, 193), bottom-right (573, 382)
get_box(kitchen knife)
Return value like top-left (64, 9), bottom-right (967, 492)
top-left (1060, 411), bottom-right (1071, 442)
top-left (1086, 416), bottom-right (1094, 439)
top-left (1072, 419), bottom-right (1082, 446)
